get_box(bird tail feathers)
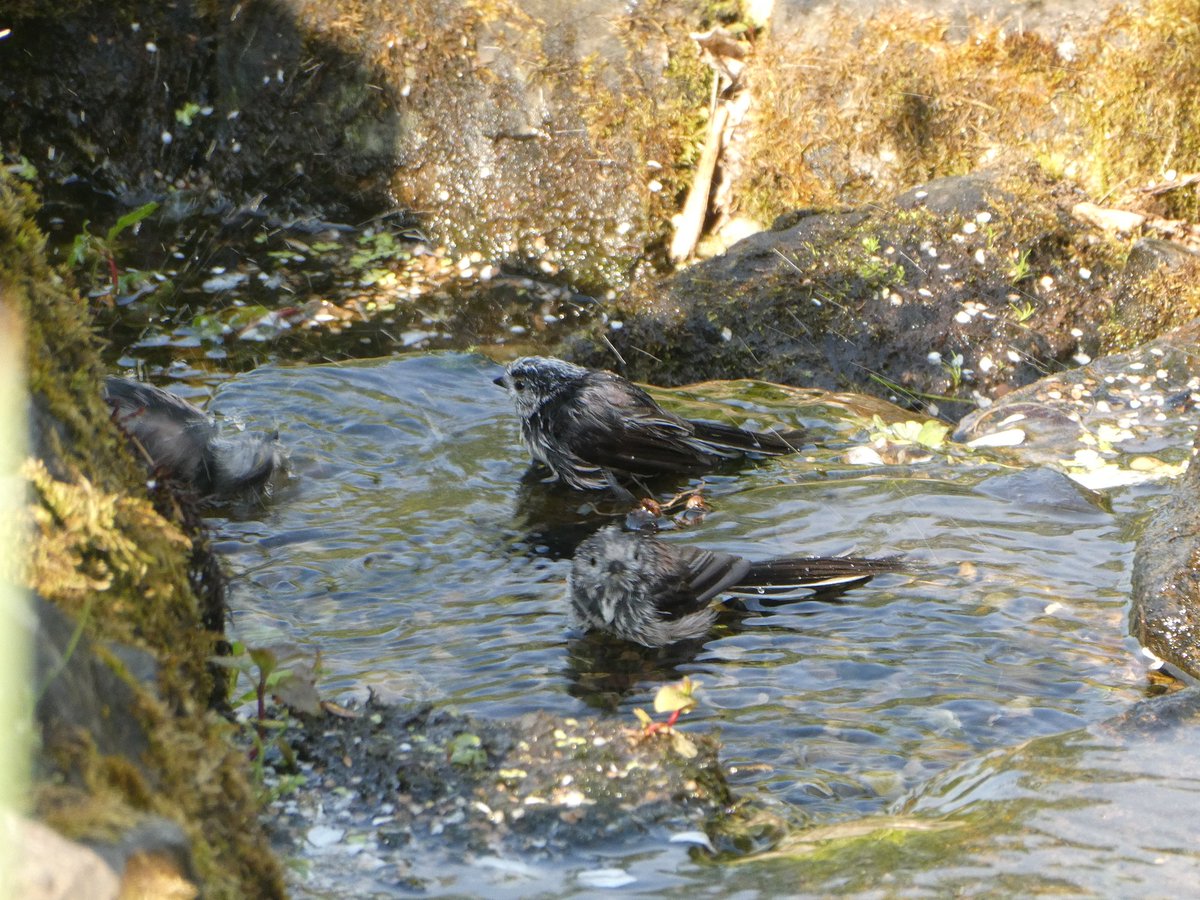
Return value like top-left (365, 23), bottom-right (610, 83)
top-left (728, 555), bottom-right (908, 600)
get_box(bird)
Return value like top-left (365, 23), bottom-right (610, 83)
top-left (103, 376), bottom-right (282, 497)
top-left (493, 356), bottom-right (805, 492)
top-left (569, 526), bottom-right (905, 647)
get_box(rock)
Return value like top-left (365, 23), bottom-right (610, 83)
top-left (1124, 238), bottom-right (1200, 279)
top-left (1130, 428), bottom-right (1200, 679)
top-left (1071, 201), bottom-right (1146, 234)
top-left (3, 167), bottom-right (285, 897)
top-left (952, 317), bottom-right (1200, 487)
top-left (0, 0), bottom-right (721, 291)
top-left (565, 168), bottom-right (1110, 414)
top-left (275, 698), bottom-right (735, 862)
top-left (9, 814), bottom-right (121, 900)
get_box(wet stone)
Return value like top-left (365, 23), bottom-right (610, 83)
top-left (269, 698), bottom-right (732, 874)
top-left (954, 318), bottom-right (1200, 488)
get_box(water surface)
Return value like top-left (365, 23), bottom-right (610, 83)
top-left (207, 353), bottom-right (1174, 894)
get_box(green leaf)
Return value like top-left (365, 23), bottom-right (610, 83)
top-left (654, 677), bottom-right (699, 714)
top-left (247, 646), bottom-right (277, 678)
top-left (67, 228), bottom-right (92, 268)
top-left (914, 420), bottom-right (950, 449)
top-left (105, 201), bottom-right (159, 243)
top-left (449, 733), bottom-right (486, 768)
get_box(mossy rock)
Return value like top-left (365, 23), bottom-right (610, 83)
top-left (563, 167), bottom-right (1136, 418)
top-left (1, 168), bottom-right (284, 897)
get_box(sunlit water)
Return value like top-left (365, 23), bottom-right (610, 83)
top-left (204, 352), bottom-right (1186, 895)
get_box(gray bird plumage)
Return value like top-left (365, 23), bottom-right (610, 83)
top-left (494, 356), bottom-right (805, 492)
top-left (569, 526), bottom-right (905, 647)
top-left (104, 376), bottom-right (282, 497)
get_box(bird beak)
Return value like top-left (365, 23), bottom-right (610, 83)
top-left (492, 375), bottom-right (506, 388)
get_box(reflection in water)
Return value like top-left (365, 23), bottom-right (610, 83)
top-left (563, 631), bottom-right (705, 711)
top-left (510, 473), bottom-right (622, 559)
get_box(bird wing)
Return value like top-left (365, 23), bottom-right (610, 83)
top-left (104, 377), bottom-right (218, 488)
top-left (653, 545), bottom-right (752, 618)
top-left (561, 376), bottom-right (735, 476)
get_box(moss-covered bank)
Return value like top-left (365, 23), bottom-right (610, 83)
top-left (1, 169), bottom-right (283, 896)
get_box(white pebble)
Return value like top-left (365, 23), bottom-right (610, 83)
top-left (967, 428), bottom-right (1025, 448)
top-left (307, 825), bottom-right (345, 848)
top-left (845, 446), bottom-right (885, 466)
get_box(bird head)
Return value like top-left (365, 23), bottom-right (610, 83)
top-left (570, 526), bottom-right (645, 626)
top-left (493, 356), bottom-right (588, 418)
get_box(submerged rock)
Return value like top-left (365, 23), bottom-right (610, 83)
top-left (954, 317), bottom-right (1200, 489)
top-left (268, 697), bottom-right (744, 892)
top-left (282, 700), bottom-right (731, 855)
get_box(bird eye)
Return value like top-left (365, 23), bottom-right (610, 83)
top-left (589, 556), bottom-right (597, 567)
top-left (513, 379), bottom-right (525, 392)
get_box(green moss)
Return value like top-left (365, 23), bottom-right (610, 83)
top-left (1084, 0), bottom-right (1200, 219)
top-left (1, 169), bottom-right (284, 897)
top-left (1101, 256), bottom-right (1200, 351)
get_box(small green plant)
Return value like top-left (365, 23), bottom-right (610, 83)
top-left (348, 230), bottom-right (416, 286)
top-left (853, 242), bottom-right (906, 288)
top-left (6, 155), bottom-right (37, 182)
top-left (211, 642), bottom-right (321, 799)
top-left (1008, 248), bottom-right (1032, 284)
top-left (940, 352), bottom-right (964, 389)
top-left (68, 200), bottom-right (159, 299)
top-left (448, 733), bottom-right (487, 768)
top-left (174, 101), bottom-right (203, 127)
top-left (1008, 296), bottom-right (1037, 323)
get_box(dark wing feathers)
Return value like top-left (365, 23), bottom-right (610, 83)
top-left (561, 374), bottom-right (803, 477)
top-left (653, 546), bottom-right (752, 619)
top-left (104, 377), bottom-right (218, 490)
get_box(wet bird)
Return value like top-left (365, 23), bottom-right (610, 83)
top-left (104, 376), bottom-right (282, 497)
top-left (494, 356), bottom-right (805, 492)
top-left (569, 526), bottom-right (905, 647)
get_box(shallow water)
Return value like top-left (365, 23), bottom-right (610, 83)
top-left (206, 352), bottom-right (1178, 894)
